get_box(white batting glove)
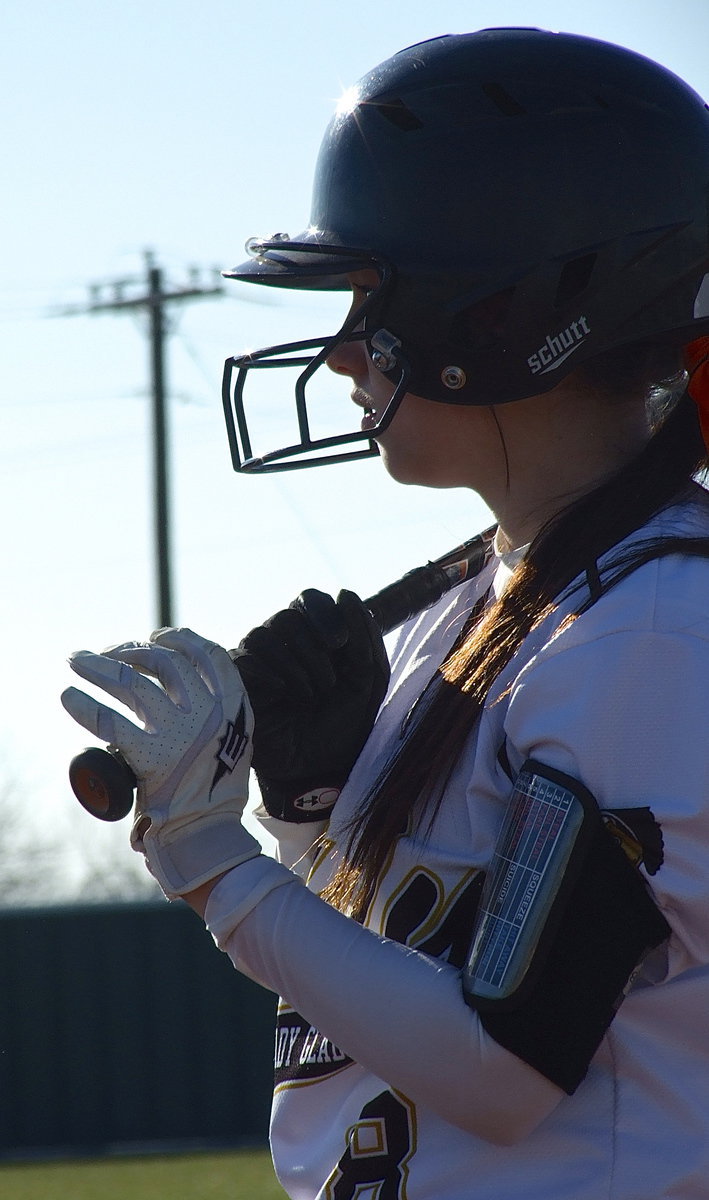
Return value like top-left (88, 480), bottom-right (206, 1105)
top-left (61, 627), bottom-right (261, 899)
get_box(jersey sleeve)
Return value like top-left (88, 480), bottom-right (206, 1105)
top-left (204, 856), bottom-right (563, 1143)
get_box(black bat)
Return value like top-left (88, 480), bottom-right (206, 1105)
top-left (69, 525), bottom-right (496, 821)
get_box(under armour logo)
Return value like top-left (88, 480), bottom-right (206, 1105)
top-left (293, 787), bottom-right (340, 813)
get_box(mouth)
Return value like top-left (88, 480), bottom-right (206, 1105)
top-left (351, 387), bottom-right (378, 432)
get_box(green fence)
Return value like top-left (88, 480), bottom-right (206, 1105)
top-left (0, 901), bottom-right (276, 1160)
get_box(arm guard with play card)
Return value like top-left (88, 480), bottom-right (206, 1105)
top-left (463, 759), bottom-right (670, 1093)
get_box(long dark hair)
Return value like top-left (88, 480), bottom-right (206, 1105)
top-left (322, 347), bottom-right (709, 921)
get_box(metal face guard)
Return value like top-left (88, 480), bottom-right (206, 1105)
top-left (221, 258), bottom-right (411, 472)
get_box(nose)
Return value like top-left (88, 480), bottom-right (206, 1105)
top-left (325, 335), bottom-right (368, 378)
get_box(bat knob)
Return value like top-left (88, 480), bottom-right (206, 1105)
top-left (69, 747), bottom-right (136, 822)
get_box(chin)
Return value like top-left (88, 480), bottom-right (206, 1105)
top-left (379, 445), bottom-right (456, 489)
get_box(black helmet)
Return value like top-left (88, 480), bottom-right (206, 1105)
top-left (223, 28), bottom-right (709, 471)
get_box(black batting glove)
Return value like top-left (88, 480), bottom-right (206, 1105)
top-left (230, 589), bottom-right (390, 822)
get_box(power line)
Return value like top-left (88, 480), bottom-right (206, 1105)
top-left (58, 250), bottom-right (224, 627)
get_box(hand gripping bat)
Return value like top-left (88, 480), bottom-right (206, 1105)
top-left (68, 526), bottom-right (496, 821)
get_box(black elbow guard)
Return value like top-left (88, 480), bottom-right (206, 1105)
top-left (463, 760), bottom-right (670, 1094)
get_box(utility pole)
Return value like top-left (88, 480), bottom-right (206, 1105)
top-left (64, 252), bottom-right (224, 627)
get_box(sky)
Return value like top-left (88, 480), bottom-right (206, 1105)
top-left (2, 0), bottom-right (707, 897)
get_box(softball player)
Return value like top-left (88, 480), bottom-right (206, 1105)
top-left (63, 30), bottom-right (709, 1198)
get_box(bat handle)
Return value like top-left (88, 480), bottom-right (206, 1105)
top-left (69, 747), bottom-right (137, 822)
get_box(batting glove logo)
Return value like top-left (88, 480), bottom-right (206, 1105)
top-left (211, 700), bottom-right (250, 796)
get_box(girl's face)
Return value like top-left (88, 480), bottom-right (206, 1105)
top-left (326, 277), bottom-right (506, 491)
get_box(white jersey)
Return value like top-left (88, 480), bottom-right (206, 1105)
top-left (206, 486), bottom-right (709, 1199)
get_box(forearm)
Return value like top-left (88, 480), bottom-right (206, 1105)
top-left (204, 860), bottom-right (563, 1143)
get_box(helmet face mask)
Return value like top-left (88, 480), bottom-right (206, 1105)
top-left (222, 249), bottom-right (416, 472)
top-left (223, 28), bottom-right (709, 473)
